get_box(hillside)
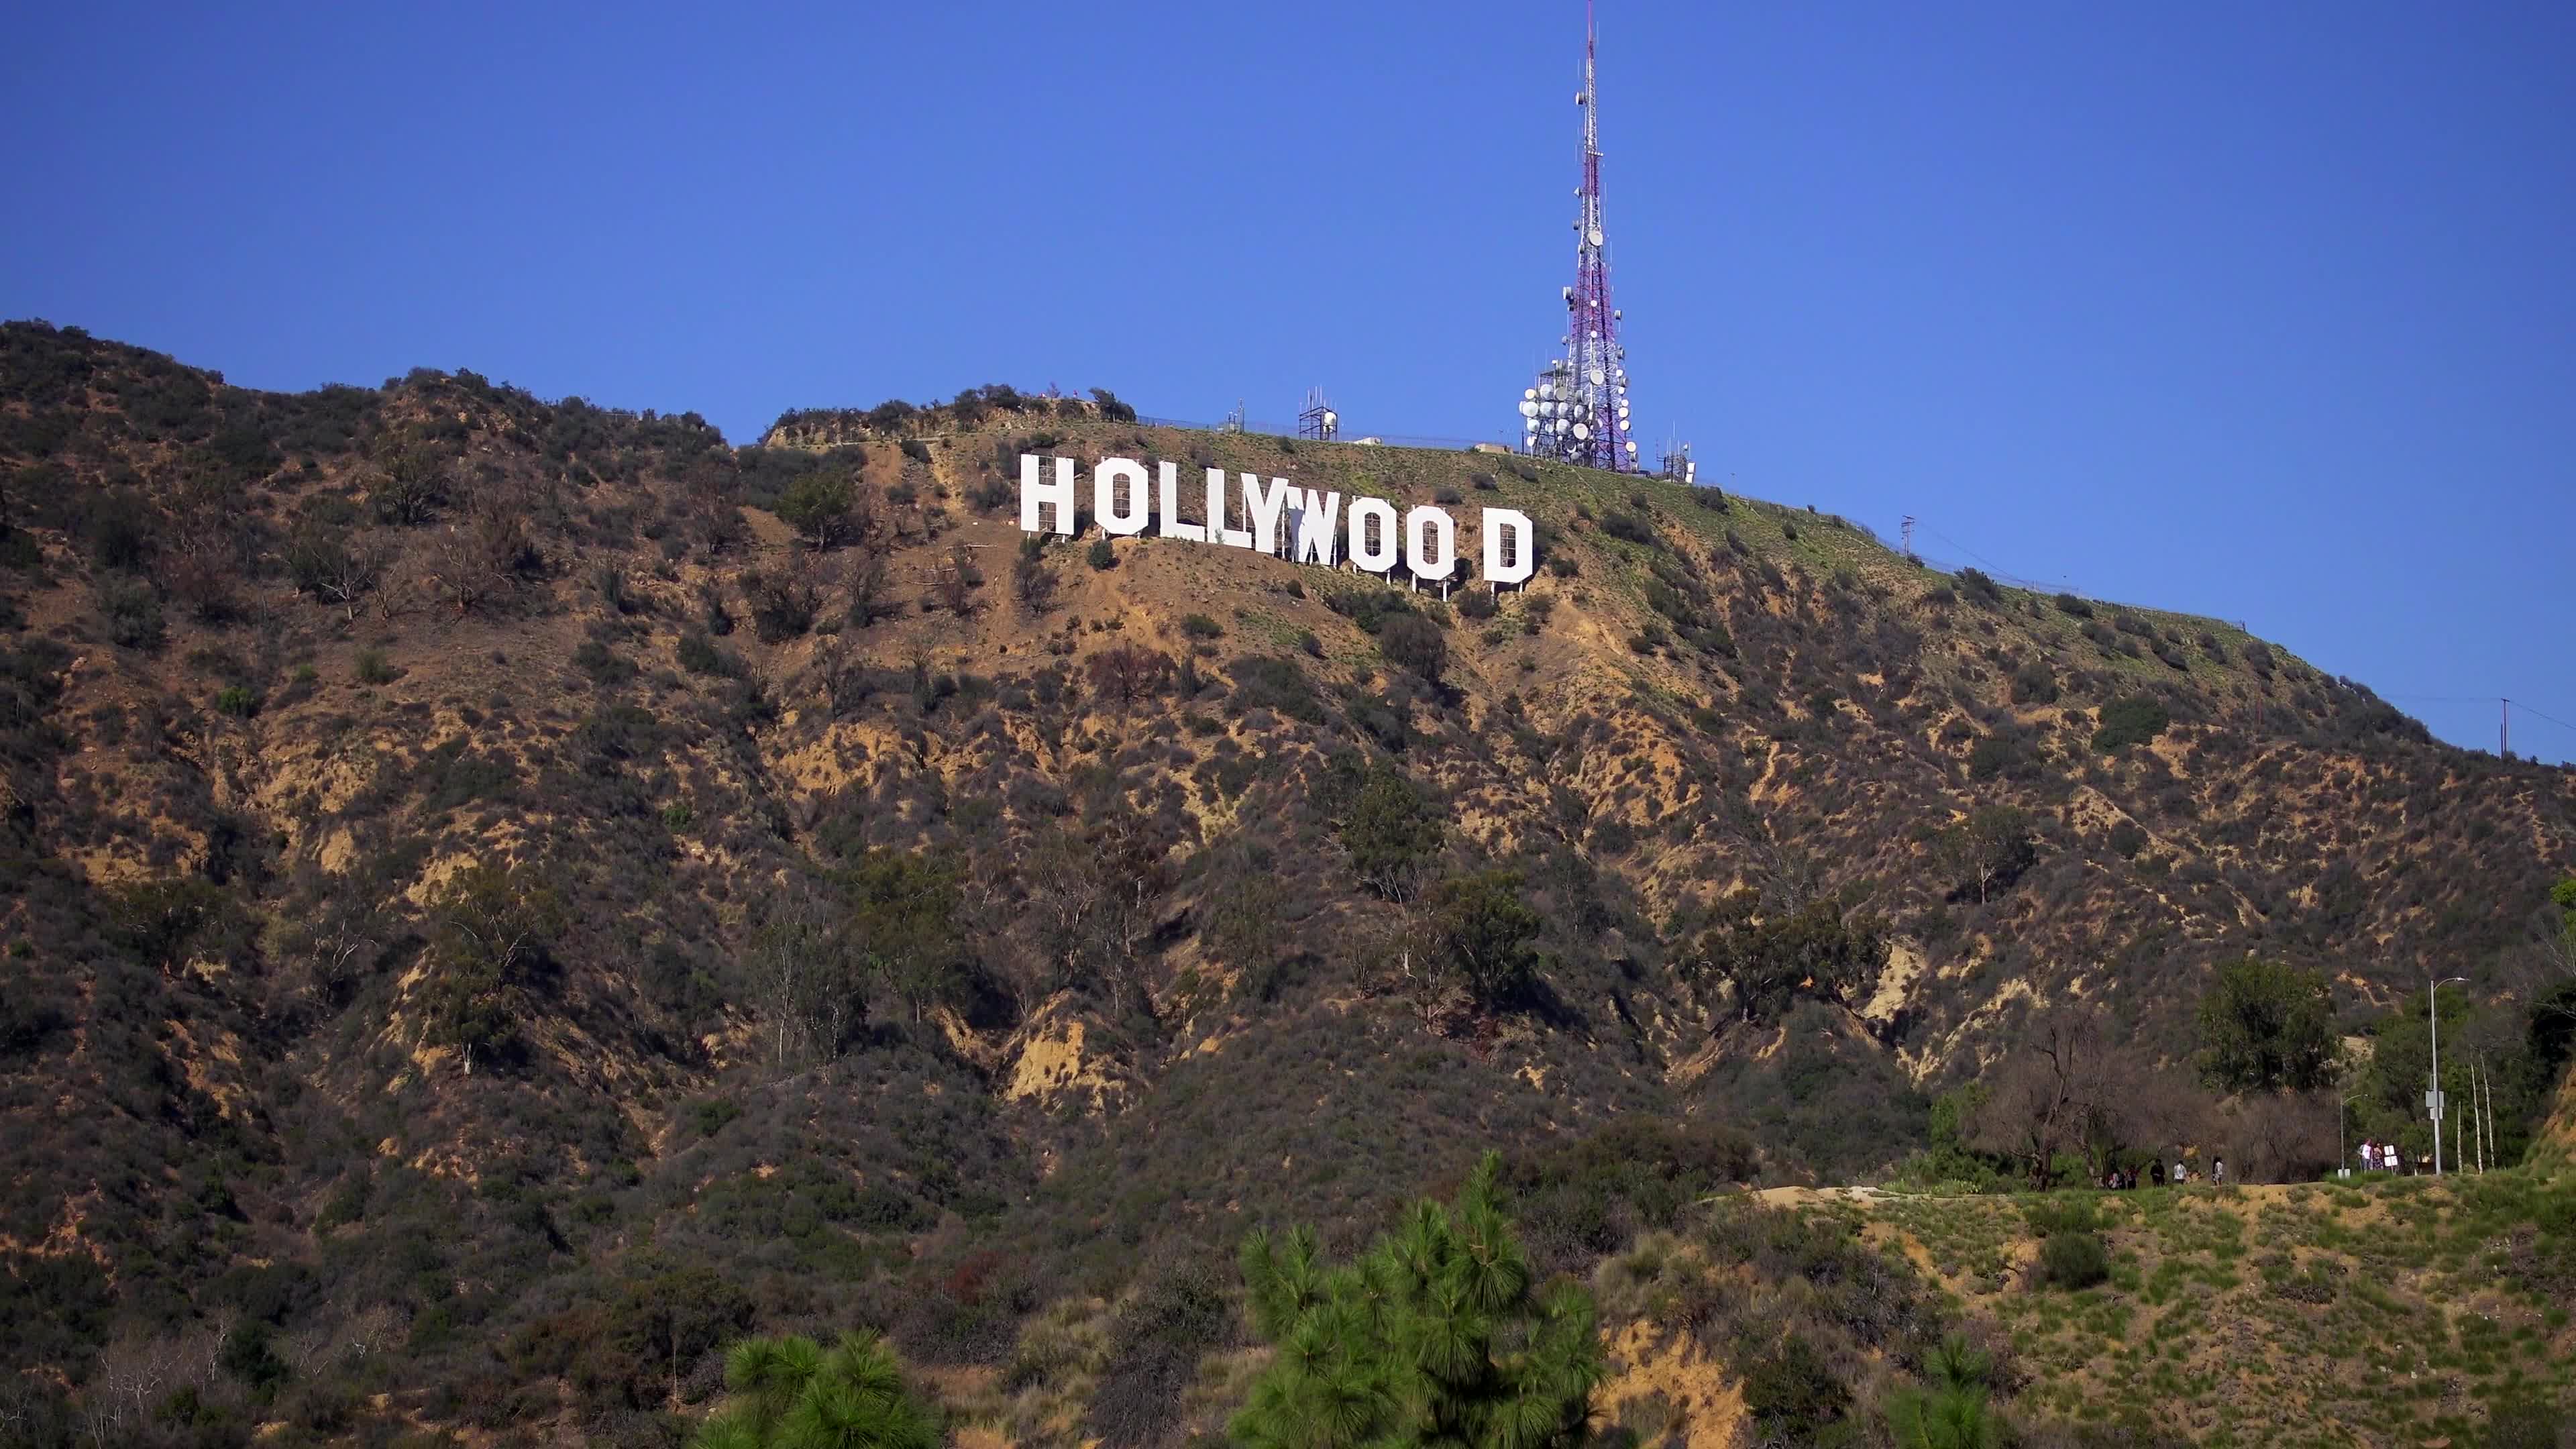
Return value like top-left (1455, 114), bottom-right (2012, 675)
top-left (3, 318), bottom-right (2573, 1446)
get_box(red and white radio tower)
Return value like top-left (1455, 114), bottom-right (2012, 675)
top-left (1517, 0), bottom-right (1637, 472)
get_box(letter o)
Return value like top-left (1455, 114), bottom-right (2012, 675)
top-left (1093, 458), bottom-right (1149, 536)
top-left (1348, 497), bottom-right (1399, 573)
top-left (1405, 506), bottom-right (1457, 581)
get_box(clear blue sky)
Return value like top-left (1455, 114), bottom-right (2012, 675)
top-left (6, 2), bottom-right (2571, 763)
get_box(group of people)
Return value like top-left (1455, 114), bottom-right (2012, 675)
top-left (2087, 1141), bottom-right (2430, 1189)
top-left (2097, 1155), bottom-right (2226, 1190)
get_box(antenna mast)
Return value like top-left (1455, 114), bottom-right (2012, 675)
top-left (1517, 0), bottom-right (1638, 472)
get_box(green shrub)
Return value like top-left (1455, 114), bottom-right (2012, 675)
top-left (775, 470), bottom-right (857, 547)
top-left (1227, 657), bottom-right (1324, 723)
top-left (1087, 537), bottom-right (1116, 571)
top-left (2037, 1230), bottom-right (2110, 1290)
top-left (1743, 1333), bottom-right (1851, 1440)
top-left (2092, 695), bottom-right (2171, 752)
top-left (1600, 511), bottom-right (1655, 545)
top-left (354, 649), bottom-right (397, 684)
top-left (98, 578), bottom-right (164, 651)
top-left (745, 571), bottom-right (820, 642)
top-left (213, 685), bottom-right (258, 718)
top-left (573, 637), bottom-right (637, 685)
top-left (1377, 614), bottom-right (1448, 684)
top-left (1180, 613), bottom-right (1224, 640)
top-left (1456, 589), bottom-right (1498, 621)
top-left (677, 630), bottom-right (741, 678)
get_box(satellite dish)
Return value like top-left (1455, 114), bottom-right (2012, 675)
top-left (1588, 368), bottom-right (1605, 386)
top-left (1322, 410), bottom-right (1337, 427)
top-left (1539, 382), bottom-right (1554, 400)
top-left (1517, 400), bottom-right (1538, 419)
top-left (1625, 440), bottom-right (1638, 454)
top-left (1589, 227), bottom-right (1604, 246)
top-left (1613, 309), bottom-right (1621, 320)
top-left (1572, 423), bottom-right (1591, 440)
top-left (1523, 388), bottom-right (1538, 400)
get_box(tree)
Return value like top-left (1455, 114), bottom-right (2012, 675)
top-left (1430, 870), bottom-right (1543, 1008)
top-left (1377, 612), bottom-right (1449, 685)
top-left (842, 849), bottom-right (965, 1024)
top-left (1680, 888), bottom-right (1888, 1026)
top-left (1882, 1335), bottom-right (2000, 1449)
top-left (1340, 765), bottom-right (1444, 904)
top-left (1961, 1010), bottom-right (2153, 1189)
top-left (690, 1330), bottom-right (936, 1449)
top-left (1084, 645), bottom-right (1172, 714)
top-left (1026, 808), bottom-right (1171, 1012)
top-left (2197, 956), bottom-right (2340, 1093)
top-left (284, 520), bottom-right (384, 622)
top-left (1931, 806), bottom-right (2038, 904)
top-left (419, 859), bottom-right (566, 1075)
top-left (932, 543), bottom-right (980, 615)
top-left (1232, 1152), bottom-right (1601, 1449)
top-left (747, 885), bottom-right (863, 1067)
top-left (2542, 877), bottom-right (2576, 981)
top-left (1088, 387), bottom-right (1137, 423)
top-left (775, 470), bottom-right (858, 549)
top-left (1010, 537), bottom-right (1057, 613)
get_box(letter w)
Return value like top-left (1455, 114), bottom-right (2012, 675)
top-left (1293, 489), bottom-right (1340, 566)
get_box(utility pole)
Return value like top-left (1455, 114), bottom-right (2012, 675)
top-left (1901, 515), bottom-right (1917, 558)
top-left (2429, 975), bottom-right (2466, 1175)
top-left (2502, 698), bottom-right (2511, 759)
top-left (2479, 1057), bottom-right (2497, 1171)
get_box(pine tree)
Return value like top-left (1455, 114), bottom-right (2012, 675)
top-left (1882, 1334), bottom-right (2000, 1449)
top-left (1230, 1152), bottom-right (1602, 1449)
top-left (690, 1330), bottom-right (937, 1449)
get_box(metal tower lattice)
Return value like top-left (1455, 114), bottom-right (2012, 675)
top-left (1517, 0), bottom-right (1636, 472)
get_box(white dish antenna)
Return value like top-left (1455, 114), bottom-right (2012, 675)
top-left (1518, 399), bottom-right (1539, 419)
top-left (1572, 422), bottom-right (1590, 440)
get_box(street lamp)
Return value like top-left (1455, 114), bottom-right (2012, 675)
top-left (2429, 976), bottom-right (2467, 1176)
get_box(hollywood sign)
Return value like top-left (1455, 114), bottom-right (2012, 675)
top-left (1016, 454), bottom-right (1537, 588)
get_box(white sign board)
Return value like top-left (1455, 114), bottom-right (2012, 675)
top-left (1018, 454), bottom-right (1536, 588)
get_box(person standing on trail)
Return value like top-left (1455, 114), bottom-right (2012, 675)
top-left (2359, 1141), bottom-right (2375, 1173)
top-left (2213, 1157), bottom-right (2226, 1185)
top-left (2151, 1160), bottom-right (2166, 1187)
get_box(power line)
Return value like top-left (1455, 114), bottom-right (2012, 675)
top-left (2510, 701), bottom-right (2576, 737)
